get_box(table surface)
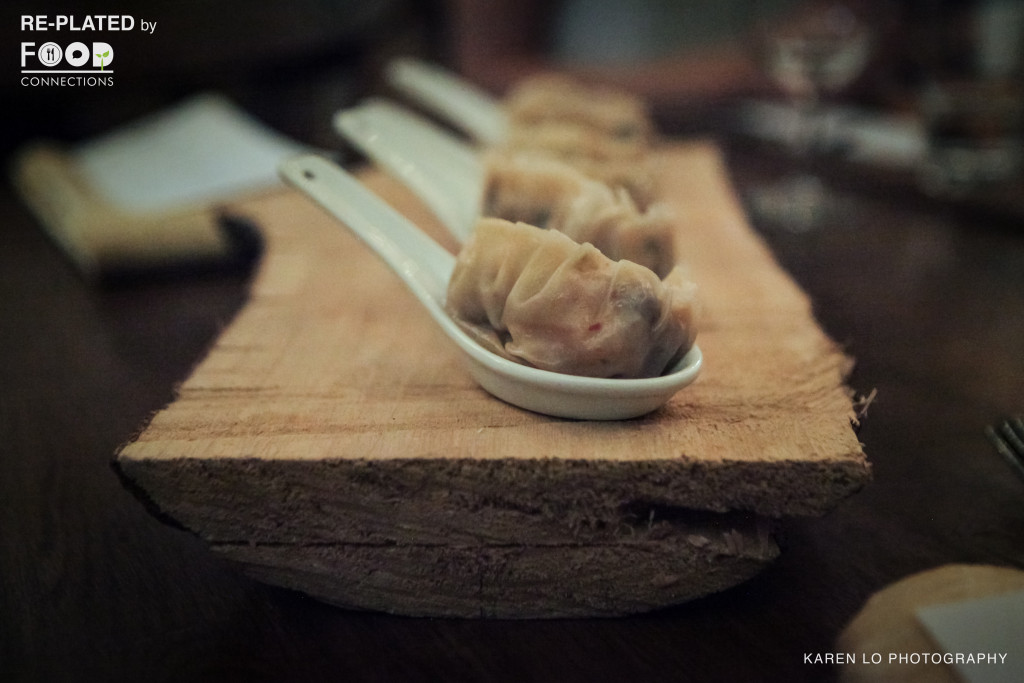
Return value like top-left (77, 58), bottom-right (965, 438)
top-left (3, 140), bottom-right (1023, 683)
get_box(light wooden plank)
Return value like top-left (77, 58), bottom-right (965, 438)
top-left (117, 142), bottom-right (869, 616)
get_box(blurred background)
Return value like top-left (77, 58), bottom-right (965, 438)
top-left (2, 1), bottom-right (1019, 154)
top-left (3, 0), bottom-right (1023, 255)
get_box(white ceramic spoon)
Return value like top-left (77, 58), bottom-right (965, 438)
top-left (334, 98), bottom-right (482, 242)
top-left (386, 57), bottom-right (508, 145)
top-left (279, 154), bottom-right (701, 420)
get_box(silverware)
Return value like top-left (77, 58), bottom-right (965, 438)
top-left (985, 416), bottom-right (1024, 481)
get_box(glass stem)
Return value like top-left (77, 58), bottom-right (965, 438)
top-left (792, 91), bottom-right (821, 162)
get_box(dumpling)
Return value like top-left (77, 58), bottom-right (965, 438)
top-left (499, 75), bottom-right (658, 207)
top-left (481, 152), bottom-right (676, 278)
top-left (551, 180), bottom-right (677, 281)
top-left (560, 155), bottom-right (658, 209)
top-left (497, 125), bottom-right (658, 209)
top-left (495, 75), bottom-right (660, 208)
top-left (503, 74), bottom-right (655, 145)
top-left (446, 217), bottom-right (697, 379)
top-left (481, 152), bottom-right (587, 230)
top-left (503, 120), bottom-right (647, 166)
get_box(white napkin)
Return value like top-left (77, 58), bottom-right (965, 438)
top-left (72, 93), bottom-right (309, 213)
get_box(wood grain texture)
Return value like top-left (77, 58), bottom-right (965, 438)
top-left (116, 142), bottom-right (870, 617)
top-left (216, 513), bottom-right (778, 618)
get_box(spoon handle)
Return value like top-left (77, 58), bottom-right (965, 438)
top-left (352, 99), bottom-right (481, 180)
top-left (334, 100), bottom-right (482, 243)
top-left (278, 154), bottom-right (456, 306)
top-left (386, 57), bottom-right (508, 146)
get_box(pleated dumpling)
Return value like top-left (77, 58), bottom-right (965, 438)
top-left (481, 153), bottom-right (675, 278)
top-left (503, 74), bottom-right (655, 145)
top-left (497, 74), bottom-right (659, 208)
top-left (553, 181), bottom-right (677, 281)
top-left (481, 152), bottom-right (587, 230)
top-left (503, 120), bottom-right (646, 166)
top-left (446, 218), bottom-right (697, 379)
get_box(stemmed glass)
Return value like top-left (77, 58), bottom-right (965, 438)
top-left (748, 1), bottom-right (874, 231)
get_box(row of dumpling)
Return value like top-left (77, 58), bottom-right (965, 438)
top-left (501, 74), bottom-right (659, 209)
top-left (445, 75), bottom-right (700, 381)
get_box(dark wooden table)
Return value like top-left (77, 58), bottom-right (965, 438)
top-left (3, 141), bottom-right (1023, 683)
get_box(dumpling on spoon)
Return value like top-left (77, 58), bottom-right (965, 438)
top-left (446, 217), bottom-right (697, 380)
top-left (481, 152), bottom-right (675, 278)
top-left (498, 76), bottom-right (659, 207)
top-left (503, 120), bottom-right (648, 165)
top-left (503, 74), bottom-right (655, 145)
top-left (554, 154), bottom-right (659, 210)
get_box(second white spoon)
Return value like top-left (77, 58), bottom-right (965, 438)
top-left (386, 57), bottom-right (508, 146)
top-left (334, 98), bottom-right (482, 243)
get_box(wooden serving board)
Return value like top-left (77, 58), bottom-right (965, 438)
top-left (117, 142), bottom-right (870, 617)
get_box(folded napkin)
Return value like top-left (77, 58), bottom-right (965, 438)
top-left (11, 93), bottom-right (309, 278)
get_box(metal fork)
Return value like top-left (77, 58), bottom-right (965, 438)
top-left (985, 416), bottom-right (1024, 482)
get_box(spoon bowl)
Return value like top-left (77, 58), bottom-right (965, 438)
top-left (279, 154), bottom-right (701, 420)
